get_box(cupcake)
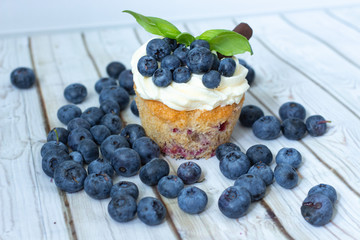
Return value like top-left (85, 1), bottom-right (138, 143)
top-left (125, 10), bottom-right (253, 159)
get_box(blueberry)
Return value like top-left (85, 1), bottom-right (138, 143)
top-left (54, 161), bottom-right (87, 193)
top-left (84, 173), bottom-right (112, 199)
top-left (100, 100), bottom-right (121, 115)
top-left (220, 151), bottom-right (250, 180)
top-left (246, 144), bottom-right (273, 165)
top-left (108, 195), bottom-right (137, 223)
top-left (57, 104), bottom-right (82, 125)
top-left (301, 193), bottom-right (333, 226)
top-left (252, 116), bottom-right (281, 140)
top-left (77, 139), bottom-right (99, 164)
top-left (137, 56), bottom-right (158, 77)
top-left (64, 83), bottom-right (87, 104)
top-left (110, 181), bottom-right (139, 200)
top-left (190, 39), bottom-right (210, 49)
top-left (279, 102), bottom-right (306, 121)
top-left (100, 113), bottom-right (123, 134)
top-left (234, 174), bottom-right (266, 201)
top-left (211, 53), bottom-right (220, 70)
top-left (106, 61), bottom-right (126, 79)
top-left (10, 67), bottom-right (36, 89)
top-left (69, 151), bottom-right (84, 165)
top-left (274, 164), bottom-right (298, 189)
top-left (88, 158), bottom-right (114, 177)
top-left (308, 184), bottom-right (337, 204)
top-left (99, 86), bottom-right (130, 111)
top-left (81, 107), bottom-right (104, 126)
top-left (94, 77), bottom-right (117, 94)
top-left (100, 135), bottom-right (130, 161)
top-left (248, 162), bottom-right (274, 186)
top-left (111, 148), bottom-right (141, 177)
top-left (246, 65), bottom-right (255, 86)
top-left (281, 118), bottom-right (307, 140)
top-left (238, 58), bottom-right (247, 66)
top-left (276, 148), bottom-right (302, 168)
top-left (186, 47), bottom-right (214, 74)
top-left (146, 38), bottom-right (171, 61)
top-left (42, 149), bottom-right (71, 178)
top-left (173, 67), bottom-right (191, 83)
top-left (153, 68), bottom-right (172, 87)
top-left (120, 124), bottom-right (146, 146)
top-left (178, 186), bottom-right (208, 214)
top-left (130, 100), bottom-right (139, 117)
top-left (139, 158), bottom-right (169, 186)
top-left (157, 175), bottom-right (184, 198)
top-left (67, 117), bottom-right (91, 131)
top-left (47, 127), bottom-right (69, 145)
top-left (173, 44), bottom-right (189, 65)
top-left (137, 197), bottom-right (166, 226)
top-left (118, 70), bottom-right (135, 95)
top-left (306, 115), bottom-right (328, 137)
top-left (177, 161), bottom-right (202, 184)
top-left (202, 70), bottom-right (221, 89)
top-left (41, 141), bottom-right (68, 157)
top-left (67, 127), bottom-right (93, 151)
top-left (90, 125), bottom-right (111, 145)
top-left (132, 136), bottom-right (160, 165)
top-left (163, 37), bottom-right (178, 51)
top-left (218, 186), bottom-right (251, 218)
top-left (239, 105), bottom-right (264, 127)
top-left (216, 142), bottom-right (241, 161)
top-left (161, 55), bottom-right (181, 72)
top-left (218, 58), bottom-right (236, 77)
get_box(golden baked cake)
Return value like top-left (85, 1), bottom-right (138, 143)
top-left (125, 10), bottom-right (253, 159)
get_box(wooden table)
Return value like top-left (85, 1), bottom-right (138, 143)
top-left (1, 5), bottom-right (360, 240)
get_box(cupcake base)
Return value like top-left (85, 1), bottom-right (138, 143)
top-left (135, 93), bottom-right (245, 159)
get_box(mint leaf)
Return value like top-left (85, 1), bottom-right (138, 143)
top-left (123, 10), bottom-right (181, 39)
top-left (196, 29), bottom-right (229, 41)
top-left (176, 32), bottom-right (195, 46)
top-left (147, 17), bottom-right (181, 39)
top-left (123, 10), bottom-right (162, 36)
top-left (208, 31), bottom-right (253, 56)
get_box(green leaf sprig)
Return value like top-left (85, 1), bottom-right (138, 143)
top-left (123, 10), bottom-right (252, 56)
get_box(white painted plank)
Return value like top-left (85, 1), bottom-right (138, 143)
top-left (31, 32), bottom-right (178, 240)
top-left (129, 26), bottom-right (291, 239)
top-left (0, 38), bottom-right (69, 239)
top-left (283, 10), bottom-right (360, 67)
top-left (328, 6), bottom-right (360, 31)
top-left (188, 18), bottom-right (360, 238)
top-left (238, 14), bottom-right (360, 118)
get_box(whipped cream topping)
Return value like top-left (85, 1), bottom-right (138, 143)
top-left (131, 41), bottom-right (250, 111)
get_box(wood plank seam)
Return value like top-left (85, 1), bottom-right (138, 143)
top-left (279, 13), bottom-right (360, 69)
top-left (181, 22), bottom-right (294, 240)
top-left (81, 31), bottom-right (182, 240)
top-left (28, 37), bottom-right (78, 240)
top-left (325, 8), bottom-right (360, 32)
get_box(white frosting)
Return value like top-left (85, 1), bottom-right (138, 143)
top-left (131, 41), bottom-right (250, 111)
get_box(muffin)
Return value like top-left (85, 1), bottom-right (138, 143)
top-left (131, 41), bottom-right (249, 159)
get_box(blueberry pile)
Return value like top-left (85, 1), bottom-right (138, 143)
top-left (301, 184), bottom-right (337, 226)
top-left (239, 101), bottom-right (330, 140)
top-left (39, 61), bottom-right (178, 226)
top-left (137, 38), bottom-right (240, 88)
top-left (215, 142), bottom-right (306, 218)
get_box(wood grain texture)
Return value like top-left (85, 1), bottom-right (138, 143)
top-left (30, 32), bottom-right (179, 240)
top-left (188, 18), bottom-right (360, 239)
top-left (0, 37), bottom-right (69, 240)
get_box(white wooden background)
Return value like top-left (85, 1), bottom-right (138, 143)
top-left (1, 4), bottom-right (360, 240)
